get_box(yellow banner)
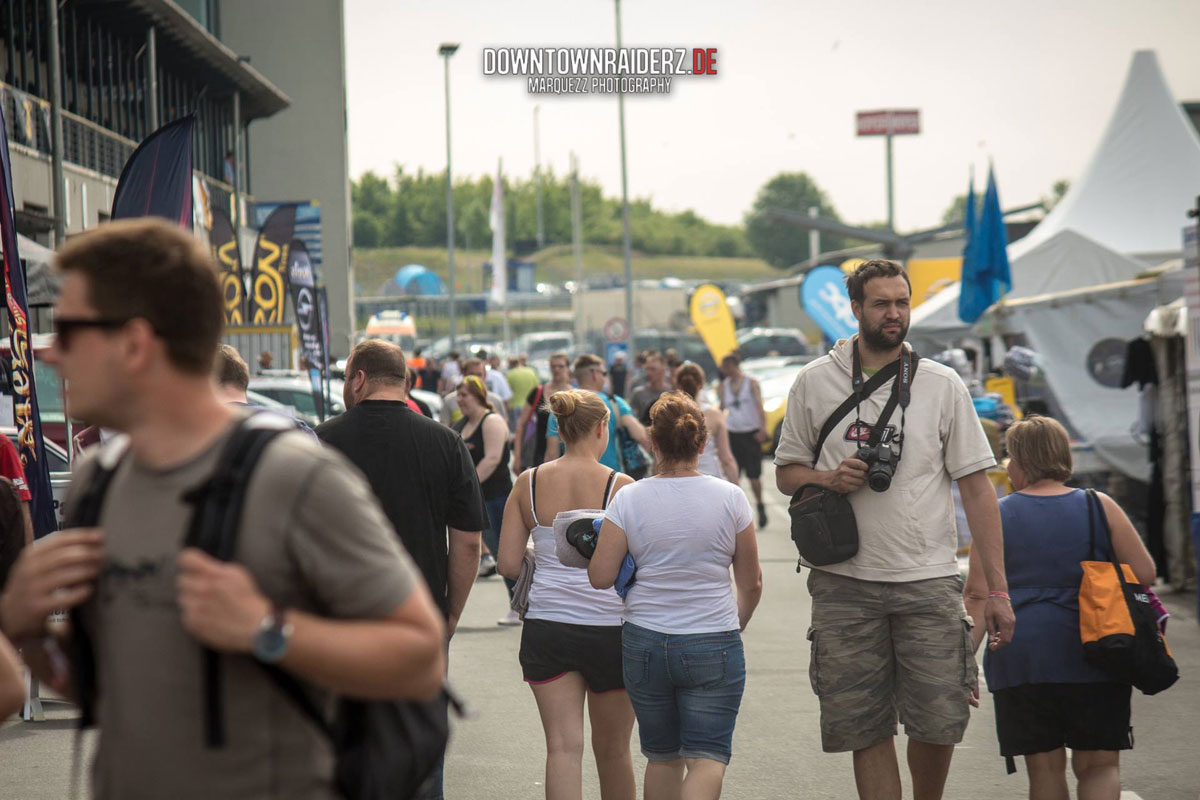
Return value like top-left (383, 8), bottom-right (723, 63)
top-left (907, 257), bottom-right (961, 308)
top-left (690, 284), bottom-right (738, 365)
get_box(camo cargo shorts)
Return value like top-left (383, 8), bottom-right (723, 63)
top-left (806, 570), bottom-right (977, 753)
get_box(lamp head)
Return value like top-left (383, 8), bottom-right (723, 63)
top-left (438, 43), bottom-right (460, 57)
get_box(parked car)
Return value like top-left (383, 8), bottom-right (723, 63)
top-left (739, 356), bottom-right (817, 454)
top-left (513, 331), bottom-right (574, 361)
top-left (426, 335), bottom-right (506, 362)
top-left (735, 328), bottom-right (811, 360)
top-left (248, 375), bottom-right (345, 426)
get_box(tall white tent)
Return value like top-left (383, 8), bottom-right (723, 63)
top-left (910, 50), bottom-right (1200, 350)
top-left (1018, 50), bottom-right (1200, 259)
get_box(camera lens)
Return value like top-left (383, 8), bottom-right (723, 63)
top-left (868, 468), bottom-right (891, 492)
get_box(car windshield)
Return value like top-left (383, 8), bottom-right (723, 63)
top-left (33, 361), bottom-right (65, 424)
top-left (759, 370), bottom-right (802, 400)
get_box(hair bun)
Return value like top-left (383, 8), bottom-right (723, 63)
top-left (549, 391), bottom-right (578, 417)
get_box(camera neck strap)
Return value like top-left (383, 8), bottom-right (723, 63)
top-left (811, 341), bottom-right (919, 466)
top-left (852, 339), bottom-right (919, 450)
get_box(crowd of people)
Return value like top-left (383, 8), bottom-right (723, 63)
top-left (0, 220), bottom-right (1171, 800)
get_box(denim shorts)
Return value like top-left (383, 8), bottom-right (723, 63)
top-left (621, 622), bottom-right (746, 764)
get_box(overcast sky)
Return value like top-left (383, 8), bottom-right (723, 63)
top-left (344, 0), bottom-right (1200, 232)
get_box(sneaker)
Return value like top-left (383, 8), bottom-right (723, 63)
top-left (477, 554), bottom-right (497, 579)
top-left (757, 503), bottom-right (768, 529)
top-left (497, 609), bottom-right (523, 626)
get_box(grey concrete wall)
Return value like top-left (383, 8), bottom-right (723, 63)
top-left (218, 0), bottom-right (354, 358)
top-left (11, 145), bottom-right (117, 240)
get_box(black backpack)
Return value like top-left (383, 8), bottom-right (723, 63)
top-left (67, 416), bottom-right (461, 800)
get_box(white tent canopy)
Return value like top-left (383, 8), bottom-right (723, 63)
top-left (988, 270), bottom-right (1183, 482)
top-left (908, 230), bottom-right (1146, 353)
top-left (1018, 50), bottom-right (1200, 258)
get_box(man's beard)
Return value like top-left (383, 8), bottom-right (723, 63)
top-left (860, 318), bottom-right (908, 351)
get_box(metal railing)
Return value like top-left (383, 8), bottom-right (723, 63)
top-left (2, 81), bottom-right (252, 220)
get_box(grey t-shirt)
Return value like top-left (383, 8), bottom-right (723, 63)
top-left (68, 423), bottom-right (420, 800)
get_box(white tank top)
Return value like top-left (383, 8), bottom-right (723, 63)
top-left (697, 432), bottom-right (721, 478)
top-left (696, 406), bottom-right (721, 478)
top-left (722, 376), bottom-right (759, 433)
top-left (525, 467), bottom-right (625, 626)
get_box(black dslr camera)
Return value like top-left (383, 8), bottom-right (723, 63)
top-left (856, 442), bottom-right (901, 493)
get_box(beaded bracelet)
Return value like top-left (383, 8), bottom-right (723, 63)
top-left (988, 591), bottom-right (1011, 601)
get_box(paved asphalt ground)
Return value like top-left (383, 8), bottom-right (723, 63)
top-left (3, 463), bottom-right (1198, 799)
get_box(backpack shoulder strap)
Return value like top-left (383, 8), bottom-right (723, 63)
top-left (179, 416), bottom-right (289, 749)
top-left (69, 435), bottom-right (133, 731)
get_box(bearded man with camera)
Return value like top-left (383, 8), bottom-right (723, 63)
top-left (775, 259), bottom-right (1015, 800)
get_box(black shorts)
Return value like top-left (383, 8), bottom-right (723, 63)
top-left (519, 618), bottom-right (625, 693)
top-left (727, 431), bottom-right (763, 479)
top-left (993, 682), bottom-right (1133, 757)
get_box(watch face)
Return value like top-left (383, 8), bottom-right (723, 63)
top-left (254, 624), bottom-right (289, 663)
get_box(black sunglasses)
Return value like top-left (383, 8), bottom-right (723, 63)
top-left (53, 317), bottom-right (131, 350)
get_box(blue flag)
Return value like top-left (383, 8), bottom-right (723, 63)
top-left (957, 165), bottom-right (1011, 323)
top-left (0, 106), bottom-right (58, 538)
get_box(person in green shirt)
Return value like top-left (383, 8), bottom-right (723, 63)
top-left (506, 357), bottom-right (540, 429)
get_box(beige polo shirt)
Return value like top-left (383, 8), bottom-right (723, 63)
top-left (775, 337), bottom-right (995, 582)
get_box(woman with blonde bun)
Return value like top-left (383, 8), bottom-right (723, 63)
top-left (498, 389), bottom-right (636, 800)
top-left (589, 391), bottom-right (762, 800)
top-left (673, 362), bottom-right (738, 483)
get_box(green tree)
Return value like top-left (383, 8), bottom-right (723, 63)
top-left (352, 212), bottom-right (381, 248)
top-left (350, 165), bottom-right (758, 257)
top-left (744, 172), bottom-right (844, 268)
top-left (1043, 178), bottom-right (1070, 212)
top-left (940, 193), bottom-right (982, 226)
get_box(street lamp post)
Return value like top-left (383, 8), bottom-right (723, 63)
top-left (439, 42), bottom-right (460, 347)
top-left (534, 105), bottom-right (545, 250)
top-left (614, 0), bottom-right (635, 354)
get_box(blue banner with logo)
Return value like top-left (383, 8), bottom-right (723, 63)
top-left (0, 106), bottom-right (57, 537)
top-left (800, 265), bottom-right (858, 343)
top-left (111, 115), bottom-right (195, 228)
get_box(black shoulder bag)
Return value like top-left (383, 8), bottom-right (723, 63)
top-left (788, 345), bottom-right (918, 568)
top-left (68, 416), bottom-right (462, 800)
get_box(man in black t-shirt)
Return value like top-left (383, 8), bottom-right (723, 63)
top-left (317, 340), bottom-right (485, 633)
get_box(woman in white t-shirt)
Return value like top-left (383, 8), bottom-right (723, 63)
top-left (498, 389), bottom-right (636, 800)
top-left (589, 391), bottom-right (763, 800)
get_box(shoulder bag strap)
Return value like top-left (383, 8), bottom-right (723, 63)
top-left (1085, 488), bottom-right (1128, 589)
top-left (1086, 487), bottom-right (1098, 561)
top-left (602, 469), bottom-right (618, 509)
top-left (812, 359), bottom-right (902, 466)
